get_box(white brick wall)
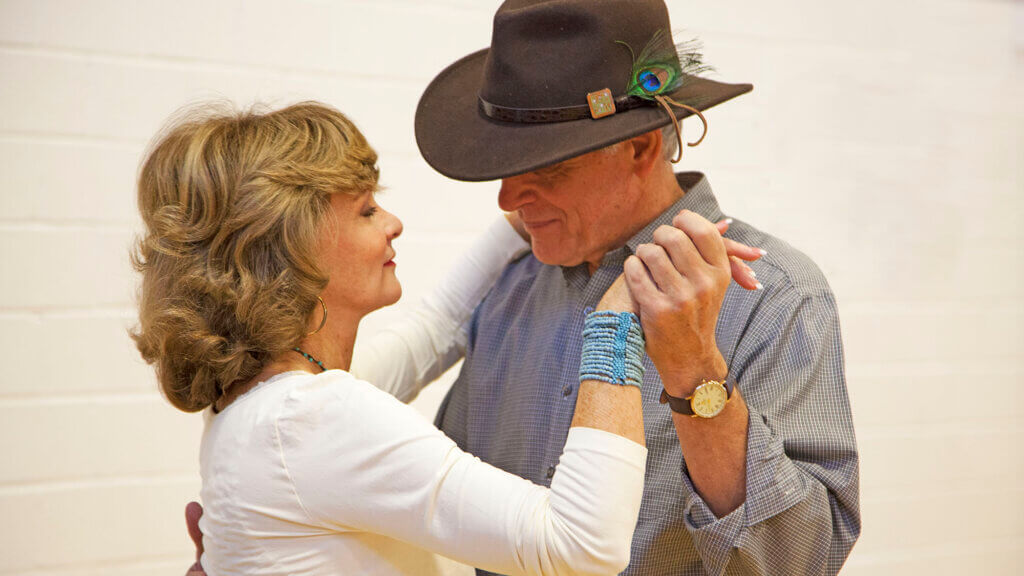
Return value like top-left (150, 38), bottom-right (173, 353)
top-left (0, 0), bottom-right (1019, 573)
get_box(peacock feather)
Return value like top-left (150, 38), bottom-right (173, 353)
top-left (617, 29), bottom-right (713, 99)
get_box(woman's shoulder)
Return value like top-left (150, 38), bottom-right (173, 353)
top-left (274, 370), bottom-right (447, 444)
top-left (283, 369), bottom-right (406, 410)
top-left (207, 370), bottom-right (393, 429)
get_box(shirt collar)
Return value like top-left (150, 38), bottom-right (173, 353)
top-left (624, 171), bottom-right (725, 253)
top-left (561, 171), bottom-right (725, 286)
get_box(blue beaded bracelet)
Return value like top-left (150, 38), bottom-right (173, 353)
top-left (579, 311), bottom-right (646, 388)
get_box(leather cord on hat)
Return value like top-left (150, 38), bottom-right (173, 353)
top-left (654, 95), bottom-right (708, 163)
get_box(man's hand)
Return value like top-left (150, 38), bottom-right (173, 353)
top-left (185, 501), bottom-right (206, 576)
top-left (624, 210), bottom-right (740, 397)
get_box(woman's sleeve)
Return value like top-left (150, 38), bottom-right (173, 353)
top-left (276, 378), bottom-right (647, 576)
top-left (350, 216), bottom-right (529, 401)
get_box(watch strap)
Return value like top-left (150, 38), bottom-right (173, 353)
top-left (659, 376), bottom-right (735, 416)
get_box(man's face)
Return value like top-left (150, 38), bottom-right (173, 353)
top-left (498, 145), bottom-right (640, 268)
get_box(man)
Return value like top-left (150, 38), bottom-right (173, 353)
top-left (414, 1), bottom-right (860, 574)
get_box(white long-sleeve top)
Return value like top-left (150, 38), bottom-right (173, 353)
top-left (198, 218), bottom-right (647, 576)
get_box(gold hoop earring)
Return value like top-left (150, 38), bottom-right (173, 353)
top-left (307, 296), bottom-right (327, 336)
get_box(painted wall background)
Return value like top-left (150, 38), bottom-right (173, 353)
top-left (0, 0), bottom-right (1020, 574)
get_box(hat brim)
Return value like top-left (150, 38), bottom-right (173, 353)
top-left (415, 48), bottom-right (753, 182)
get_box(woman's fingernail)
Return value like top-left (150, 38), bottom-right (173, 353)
top-left (758, 249), bottom-right (768, 256)
top-left (756, 282), bottom-right (764, 290)
top-left (747, 267), bottom-right (756, 278)
top-left (724, 218), bottom-right (734, 224)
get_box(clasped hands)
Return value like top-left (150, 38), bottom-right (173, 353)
top-left (598, 210), bottom-right (763, 398)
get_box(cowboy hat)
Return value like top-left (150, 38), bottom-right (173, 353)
top-left (415, 0), bottom-right (752, 182)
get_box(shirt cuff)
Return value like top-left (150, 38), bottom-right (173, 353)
top-left (565, 425), bottom-right (648, 466)
top-left (680, 405), bottom-right (809, 574)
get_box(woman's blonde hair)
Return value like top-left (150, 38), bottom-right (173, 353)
top-left (131, 101), bottom-right (378, 412)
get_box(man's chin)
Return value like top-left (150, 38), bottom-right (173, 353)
top-left (531, 244), bottom-right (581, 268)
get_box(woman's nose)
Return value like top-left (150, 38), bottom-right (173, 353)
top-left (386, 210), bottom-right (403, 240)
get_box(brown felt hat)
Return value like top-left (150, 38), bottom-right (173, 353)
top-left (415, 0), bottom-right (753, 182)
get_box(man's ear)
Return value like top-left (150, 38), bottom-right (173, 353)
top-left (627, 129), bottom-right (663, 179)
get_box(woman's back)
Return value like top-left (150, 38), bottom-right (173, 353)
top-left (201, 370), bottom-right (451, 575)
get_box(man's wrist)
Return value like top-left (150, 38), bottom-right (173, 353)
top-left (660, 355), bottom-right (728, 397)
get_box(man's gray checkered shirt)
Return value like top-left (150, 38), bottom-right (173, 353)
top-left (436, 172), bottom-right (860, 575)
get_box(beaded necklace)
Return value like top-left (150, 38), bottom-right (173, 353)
top-left (292, 347), bottom-right (327, 372)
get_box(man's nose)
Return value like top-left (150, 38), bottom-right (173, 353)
top-left (498, 175), bottom-right (534, 212)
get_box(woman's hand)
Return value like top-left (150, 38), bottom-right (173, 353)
top-left (714, 219), bottom-right (763, 291)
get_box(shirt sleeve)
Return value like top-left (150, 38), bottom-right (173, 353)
top-left (681, 284), bottom-right (860, 576)
top-left (275, 376), bottom-right (648, 576)
top-left (350, 216), bottom-right (530, 402)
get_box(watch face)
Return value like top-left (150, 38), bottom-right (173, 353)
top-left (691, 381), bottom-right (728, 418)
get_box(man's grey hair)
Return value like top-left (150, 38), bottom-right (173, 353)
top-left (601, 123), bottom-right (679, 163)
top-left (660, 123), bottom-right (678, 162)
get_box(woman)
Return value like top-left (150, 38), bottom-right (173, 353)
top-left (132, 102), bottom-right (754, 575)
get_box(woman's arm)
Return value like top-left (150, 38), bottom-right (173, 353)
top-left (280, 371), bottom-right (645, 576)
top-left (350, 216), bottom-right (529, 401)
top-left (278, 277), bottom-right (645, 575)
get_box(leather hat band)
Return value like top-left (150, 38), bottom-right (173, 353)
top-left (478, 94), bottom-right (650, 124)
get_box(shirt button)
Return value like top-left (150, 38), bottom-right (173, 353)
top-left (545, 466), bottom-right (556, 479)
top-left (562, 385), bottom-right (573, 397)
top-left (584, 306), bottom-right (595, 314)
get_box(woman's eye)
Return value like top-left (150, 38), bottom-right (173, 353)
top-left (362, 206), bottom-right (378, 218)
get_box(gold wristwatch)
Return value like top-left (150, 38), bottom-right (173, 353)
top-left (659, 376), bottom-right (735, 418)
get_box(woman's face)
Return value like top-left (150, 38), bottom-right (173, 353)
top-left (318, 191), bottom-right (403, 320)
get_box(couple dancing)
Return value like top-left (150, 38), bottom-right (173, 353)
top-left (132, 1), bottom-right (859, 574)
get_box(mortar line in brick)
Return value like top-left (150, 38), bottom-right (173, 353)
top-left (0, 220), bottom-right (136, 231)
top-left (847, 361), bottom-right (1022, 377)
top-left (0, 473), bottom-right (197, 497)
top-left (0, 130), bottom-right (417, 160)
top-left (0, 392), bottom-right (162, 407)
top-left (0, 306), bottom-right (136, 319)
top-left (858, 475), bottom-right (1024, 504)
top-left (841, 536), bottom-right (1024, 570)
top-left (839, 301), bottom-right (1024, 315)
top-left (339, 0), bottom-right (491, 13)
top-left (5, 555), bottom-right (186, 576)
top-left (856, 417), bottom-right (1022, 440)
top-left (861, 484), bottom-right (1024, 507)
top-left (0, 131), bottom-right (143, 148)
top-left (0, 41), bottom-right (431, 85)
